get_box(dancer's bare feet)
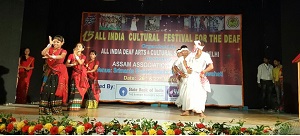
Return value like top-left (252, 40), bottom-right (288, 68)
top-left (199, 113), bottom-right (206, 118)
top-left (180, 111), bottom-right (190, 116)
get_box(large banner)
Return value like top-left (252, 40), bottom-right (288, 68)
top-left (80, 12), bottom-right (243, 106)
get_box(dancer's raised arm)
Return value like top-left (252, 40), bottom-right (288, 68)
top-left (41, 36), bottom-right (53, 56)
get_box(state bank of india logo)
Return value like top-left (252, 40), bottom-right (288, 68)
top-left (119, 87), bottom-right (128, 96)
top-left (226, 16), bottom-right (239, 28)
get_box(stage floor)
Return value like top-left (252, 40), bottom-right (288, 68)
top-left (0, 103), bottom-right (298, 127)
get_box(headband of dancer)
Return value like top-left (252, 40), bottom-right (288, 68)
top-left (181, 47), bottom-right (189, 51)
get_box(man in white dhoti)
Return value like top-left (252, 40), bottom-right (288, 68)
top-left (170, 48), bottom-right (183, 97)
top-left (172, 48), bottom-right (183, 85)
top-left (172, 49), bottom-right (182, 74)
top-left (174, 45), bottom-right (191, 113)
top-left (179, 41), bottom-right (214, 117)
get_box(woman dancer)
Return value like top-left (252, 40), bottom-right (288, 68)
top-left (39, 35), bottom-right (68, 115)
top-left (84, 50), bottom-right (100, 109)
top-left (16, 48), bottom-right (35, 104)
top-left (66, 43), bottom-right (89, 111)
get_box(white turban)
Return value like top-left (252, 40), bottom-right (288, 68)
top-left (194, 40), bottom-right (204, 50)
top-left (180, 48), bottom-right (189, 51)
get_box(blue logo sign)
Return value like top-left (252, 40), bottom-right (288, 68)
top-left (119, 87), bottom-right (128, 96)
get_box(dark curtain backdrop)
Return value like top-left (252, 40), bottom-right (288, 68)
top-left (13, 0), bottom-right (298, 113)
top-left (281, 0), bottom-right (300, 114)
top-left (0, 0), bottom-right (24, 104)
top-left (20, 0), bottom-right (50, 102)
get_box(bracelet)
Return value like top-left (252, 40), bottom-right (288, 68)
top-left (51, 55), bottom-right (57, 59)
top-left (178, 71), bottom-right (183, 75)
top-left (47, 44), bottom-right (51, 48)
top-left (75, 56), bottom-right (80, 60)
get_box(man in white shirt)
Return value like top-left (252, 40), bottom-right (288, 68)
top-left (257, 57), bottom-right (274, 110)
top-left (174, 45), bottom-right (190, 112)
top-left (172, 48), bottom-right (183, 90)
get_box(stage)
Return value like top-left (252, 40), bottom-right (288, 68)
top-left (0, 103), bottom-right (298, 128)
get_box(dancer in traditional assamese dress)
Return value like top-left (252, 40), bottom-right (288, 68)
top-left (84, 50), bottom-right (101, 109)
top-left (39, 35), bottom-right (68, 115)
top-left (176, 41), bottom-right (214, 117)
top-left (66, 43), bottom-right (90, 111)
